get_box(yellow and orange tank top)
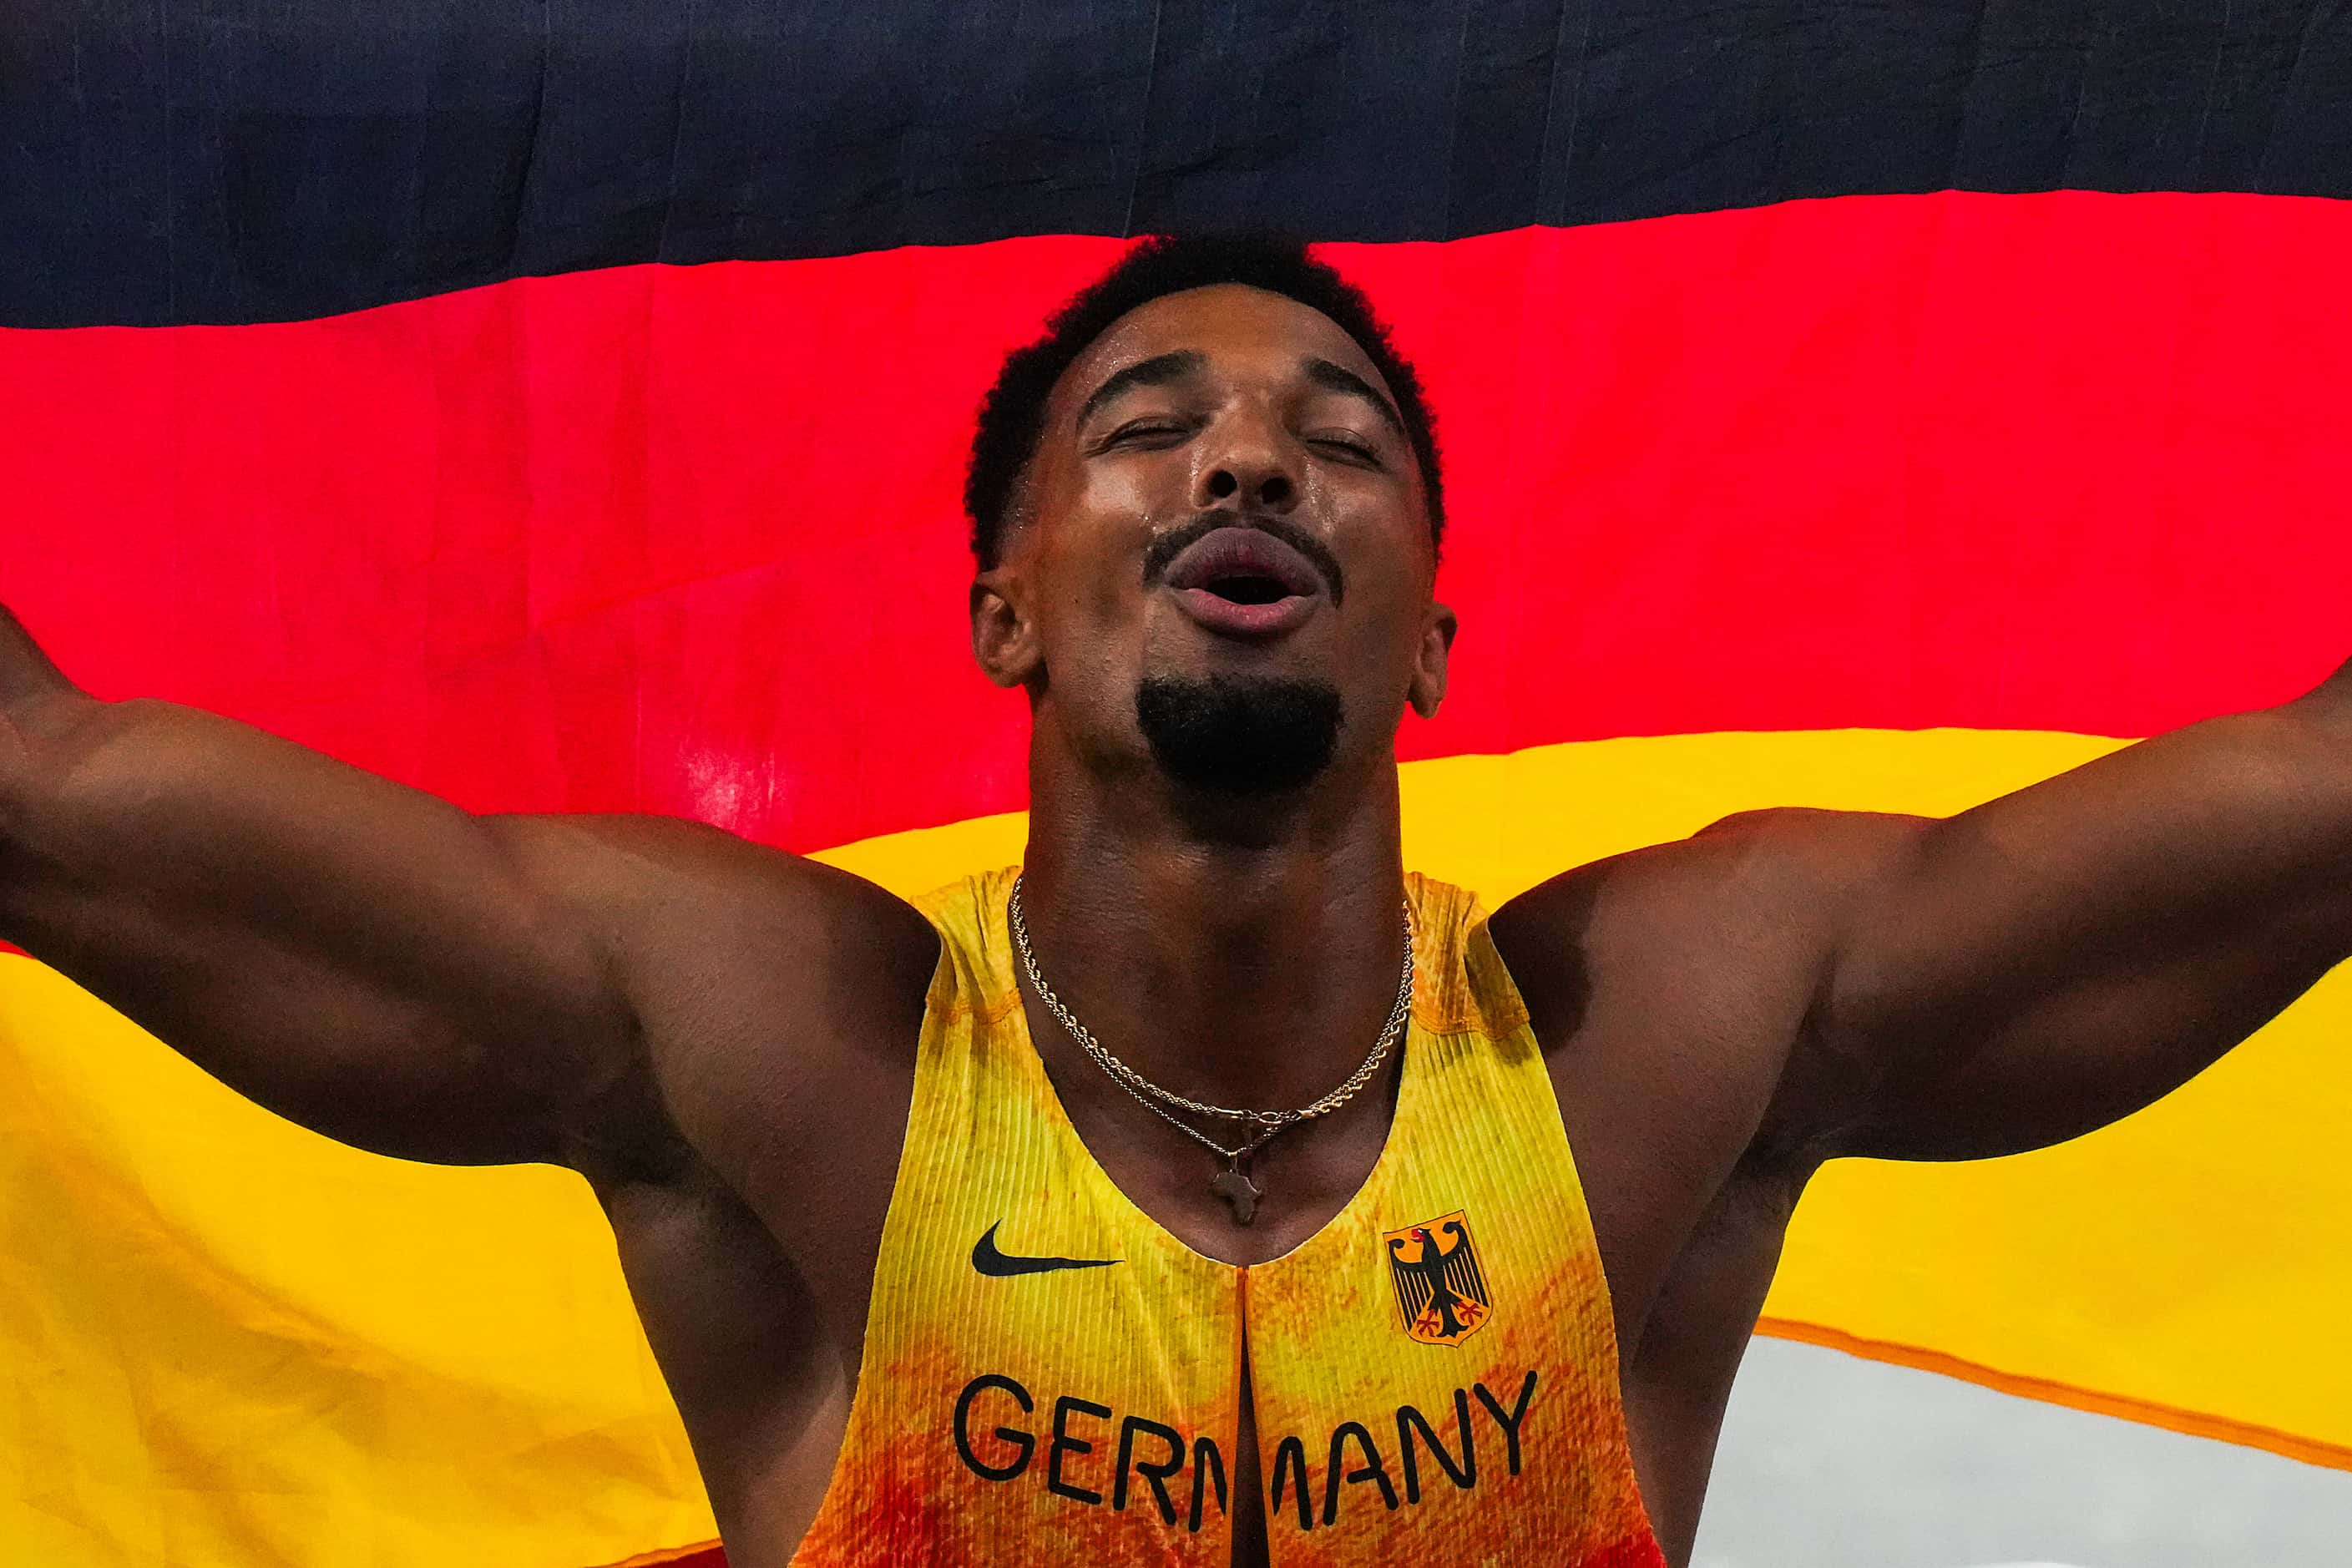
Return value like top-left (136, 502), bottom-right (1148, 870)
top-left (790, 867), bottom-right (1663, 1566)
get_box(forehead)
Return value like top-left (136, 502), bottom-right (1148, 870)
top-left (1050, 283), bottom-right (1396, 414)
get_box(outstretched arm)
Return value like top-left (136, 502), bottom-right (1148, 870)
top-left (1773, 657), bottom-right (2352, 1161)
top-left (0, 600), bottom-right (647, 1168)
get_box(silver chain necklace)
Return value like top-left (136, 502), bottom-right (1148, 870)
top-left (1007, 874), bottom-right (1414, 1225)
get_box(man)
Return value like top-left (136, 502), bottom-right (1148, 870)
top-left (2, 235), bottom-right (2347, 1567)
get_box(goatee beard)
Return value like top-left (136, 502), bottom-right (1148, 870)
top-left (1135, 673), bottom-right (1344, 795)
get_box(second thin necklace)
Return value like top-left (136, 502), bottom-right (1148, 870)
top-left (1007, 874), bottom-right (1415, 1226)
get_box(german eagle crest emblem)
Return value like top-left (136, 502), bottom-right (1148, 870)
top-left (1383, 1211), bottom-right (1492, 1345)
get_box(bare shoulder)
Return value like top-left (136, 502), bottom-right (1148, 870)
top-left (1488, 807), bottom-right (1935, 1164)
top-left (483, 812), bottom-right (942, 1185)
top-left (488, 811), bottom-right (940, 1005)
top-left (1491, 807), bottom-right (1922, 992)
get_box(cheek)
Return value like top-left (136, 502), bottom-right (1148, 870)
top-left (1044, 493), bottom-right (1172, 629)
top-left (1027, 533), bottom-right (1146, 670)
top-left (1338, 579), bottom-right (1437, 678)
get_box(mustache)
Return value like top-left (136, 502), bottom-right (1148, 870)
top-left (1139, 512), bottom-right (1347, 606)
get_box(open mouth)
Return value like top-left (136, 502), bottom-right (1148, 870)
top-left (1158, 525), bottom-right (1327, 639)
top-left (1198, 569), bottom-right (1297, 605)
top-left (1161, 526), bottom-right (1323, 600)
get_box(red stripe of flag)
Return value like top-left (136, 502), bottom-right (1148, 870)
top-left (7, 191), bottom-right (2347, 852)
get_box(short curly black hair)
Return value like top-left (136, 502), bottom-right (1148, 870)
top-left (964, 234), bottom-right (1445, 569)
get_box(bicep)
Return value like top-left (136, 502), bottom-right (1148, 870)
top-left (1823, 923), bottom-right (2347, 1160)
top-left (1, 698), bottom-right (635, 1166)
top-left (1801, 720), bottom-right (2352, 1160)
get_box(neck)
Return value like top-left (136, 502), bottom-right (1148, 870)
top-left (1017, 738), bottom-right (1412, 1113)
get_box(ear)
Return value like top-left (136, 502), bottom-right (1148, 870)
top-left (970, 569), bottom-right (1042, 689)
top-left (1406, 600), bottom-right (1457, 720)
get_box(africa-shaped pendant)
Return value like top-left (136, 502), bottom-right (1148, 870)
top-left (1211, 1154), bottom-right (1262, 1225)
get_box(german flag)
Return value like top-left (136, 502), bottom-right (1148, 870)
top-left (4, 8), bottom-right (2350, 1566)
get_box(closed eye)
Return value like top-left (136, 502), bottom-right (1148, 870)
top-left (1309, 433), bottom-right (1381, 463)
top-left (1100, 419), bottom-right (1192, 450)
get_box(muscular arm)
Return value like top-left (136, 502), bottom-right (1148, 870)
top-left (1781, 657), bottom-right (2352, 1161)
top-left (0, 600), bottom-right (643, 1168)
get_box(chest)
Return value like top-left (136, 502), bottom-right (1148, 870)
top-left (641, 908), bottom-right (1793, 1368)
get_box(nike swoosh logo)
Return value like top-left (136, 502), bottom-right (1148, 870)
top-left (970, 1221), bottom-right (1121, 1277)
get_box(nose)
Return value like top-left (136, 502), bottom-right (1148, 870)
top-left (1194, 411), bottom-right (1299, 514)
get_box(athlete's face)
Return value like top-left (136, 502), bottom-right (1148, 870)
top-left (972, 284), bottom-right (1454, 795)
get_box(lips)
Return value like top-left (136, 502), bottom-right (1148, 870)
top-left (1160, 526), bottom-right (1325, 639)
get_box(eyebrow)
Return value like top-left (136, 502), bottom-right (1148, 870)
top-left (1301, 357), bottom-right (1405, 438)
top-left (1075, 350), bottom-right (1207, 428)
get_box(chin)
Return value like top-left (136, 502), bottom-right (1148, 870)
top-left (1134, 669), bottom-right (1346, 797)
